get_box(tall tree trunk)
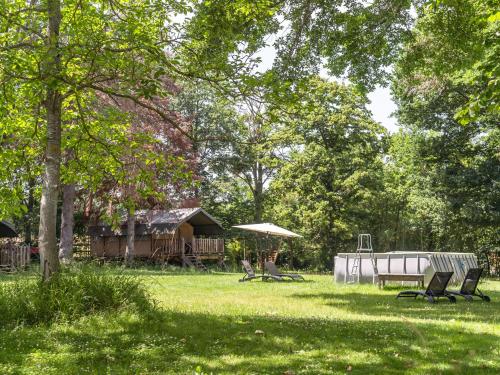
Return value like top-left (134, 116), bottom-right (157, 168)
top-left (39, 0), bottom-right (62, 280)
top-left (24, 178), bottom-right (35, 245)
top-left (253, 161), bottom-right (264, 223)
top-left (59, 184), bottom-right (75, 262)
top-left (253, 191), bottom-right (263, 223)
top-left (125, 207), bottom-right (135, 264)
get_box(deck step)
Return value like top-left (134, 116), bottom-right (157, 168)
top-left (183, 254), bottom-right (208, 272)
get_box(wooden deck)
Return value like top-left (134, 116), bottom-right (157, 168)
top-left (152, 238), bottom-right (224, 259)
top-left (192, 238), bottom-right (224, 256)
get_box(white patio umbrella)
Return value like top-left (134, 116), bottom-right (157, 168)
top-left (232, 223), bottom-right (302, 238)
top-left (232, 223), bottom-right (302, 273)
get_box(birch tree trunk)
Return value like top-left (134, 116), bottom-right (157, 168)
top-left (125, 208), bottom-right (135, 264)
top-left (59, 183), bottom-right (75, 262)
top-left (38, 0), bottom-right (62, 280)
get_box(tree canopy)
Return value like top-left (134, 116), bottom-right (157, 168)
top-left (0, 0), bottom-right (498, 274)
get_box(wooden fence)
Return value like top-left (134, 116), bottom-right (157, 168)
top-left (0, 243), bottom-right (30, 272)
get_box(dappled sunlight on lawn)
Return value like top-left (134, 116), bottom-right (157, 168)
top-left (0, 272), bottom-right (498, 374)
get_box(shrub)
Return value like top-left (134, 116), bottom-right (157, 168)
top-left (0, 266), bottom-right (154, 328)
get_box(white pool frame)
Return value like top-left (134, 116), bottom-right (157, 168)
top-left (334, 251), bottom-right (478, 285)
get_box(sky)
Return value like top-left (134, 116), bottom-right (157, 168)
top-left (367, 86), bottom-right (399, 133)
top-left (257, 45), bottom-right (400, 133)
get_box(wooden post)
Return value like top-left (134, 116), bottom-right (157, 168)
top-left (181, 237), bottom-right (185, 267)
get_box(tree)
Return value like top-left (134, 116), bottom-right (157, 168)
top-left (390, 0), bottom-right (500, 253)
top-left (270, 78), bottom-right (386, 268)
top-left (173, 84), bottom-right (281, 224)
top-left (1, 1), bottom-right (179, 277)
top-left (272, 0), bottom-right (415, 90)
top-left (56, 87), bottom-right (195, 263)
top-left (1, 1), bottom-right (277, 278)
top-left (225, 102), bottom-right (280, 223)
top-left (403, 0), bottom-right (499, 124)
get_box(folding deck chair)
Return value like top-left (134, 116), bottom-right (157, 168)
top-left (446, 268), bottom-right (490, 302)
top-left (265, 261), bottom-right (305, 281)
top-left (239, 260), bottom-right (282, 282)
top-left (397, 271), bottom-right (456, 303)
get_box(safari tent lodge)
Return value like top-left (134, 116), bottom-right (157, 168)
top-left (89, 208), bottom-right (224, 269)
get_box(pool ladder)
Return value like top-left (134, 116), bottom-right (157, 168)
top-left (348, 234), bottom-right (378, 283)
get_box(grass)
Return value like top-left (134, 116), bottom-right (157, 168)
top-left (0, 267), bottom-right (499, 374)
top-left (0, 266), bottom-right (152, 327)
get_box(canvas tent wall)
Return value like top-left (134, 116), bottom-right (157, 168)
top-left (334, 252), bottom-right (478, 285)
top-left (88, 207), bottom-right (224, 259)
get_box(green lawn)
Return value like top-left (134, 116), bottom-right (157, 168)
top-left (0, 269), bottom-right (499, 374)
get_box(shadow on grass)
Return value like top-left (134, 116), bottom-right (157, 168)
top-left (289, 288), bottom-right (500, 324)
top-left (99, 267), bottom-right (316, 282)
top-left (0, 307), bottom-right (498, 374)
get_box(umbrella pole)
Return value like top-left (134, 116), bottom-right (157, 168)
top-left (261, 235), bottom-right (265, 275)
top-left (264, 233), bottom-right (270, 275)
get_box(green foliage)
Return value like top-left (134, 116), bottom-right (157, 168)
top-left (390, 1), bottom-right (499, 254)
top-left (173, 81), bottom-right (280, 226)
top-left (1, 0), bottom-right (497, 266)
top-left (182, 0), bottom-right (279, 87)
top-left (270, 78), bottom-right (386, 268)
top-left (0, 266), bottom-right (153, 328)
top-left (274, 0), bottom-right (414, 90)
top-left (395, 0), bottom-right (499, 124)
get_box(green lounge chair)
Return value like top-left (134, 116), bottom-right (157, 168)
top-left (397, 271), bottom-right (456, 303)
top-left (446, 268), bottom-right (490, 302)
top-left (239, 260), bottom-right (282, 282)
top-left (265, 261), bottom-right (305, 281)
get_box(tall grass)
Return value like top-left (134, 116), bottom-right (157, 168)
top-left (0, 266), bottom-right (153, 328)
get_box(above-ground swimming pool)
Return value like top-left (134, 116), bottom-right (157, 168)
top-left (334, 251), bottom-right (478, 285)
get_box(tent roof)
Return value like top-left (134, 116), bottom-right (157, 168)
top-left (89, 207), bottom-right (224, 237)
top-left (135, 207), bottom-right (222, 228)
top-left (232, 223), bottom-right (302, 238)
top-left (0, 220), bottom-right (17, 238)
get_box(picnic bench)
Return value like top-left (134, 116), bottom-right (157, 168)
top-left (377, 273), bottom-right (425, 289)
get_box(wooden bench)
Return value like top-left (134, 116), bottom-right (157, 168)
top-left (377, 273), bottom-right (425, 289)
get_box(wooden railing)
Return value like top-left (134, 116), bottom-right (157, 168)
top-left (192, 238), bottom-right (224, 255)
top-left (0, 243), bottom-right (31, 271)
top-left (152, 237), bottom-right (224, 258)
top-left (73, 237), bottom-right (91, 259)
top-left (152, 238), bottom-right (184, 257)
